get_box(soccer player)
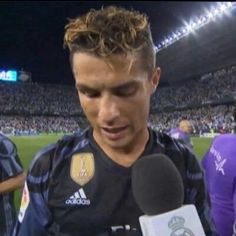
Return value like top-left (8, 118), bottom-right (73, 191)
top-left (169, 119), bottom-right (194, 150)
top-left (0, 133), bottom-right (25, 236)
top-left (202, 106), bottom-right (236, 236)
top-left (14, 6), bottom-right (216, 236)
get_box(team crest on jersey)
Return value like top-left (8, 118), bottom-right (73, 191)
top-left (70, 153), bottom-right (95, 186)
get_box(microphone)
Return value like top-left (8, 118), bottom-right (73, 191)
top-left (132, 154), bottom-right (206, 236)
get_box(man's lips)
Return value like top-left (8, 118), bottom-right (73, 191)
top-left (101, 126), bottom-right (128, 140)
top-left (102, 126), bottom-right (127, 133)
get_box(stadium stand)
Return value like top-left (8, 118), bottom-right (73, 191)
top-left (0, 65), bottom-right (235, 136)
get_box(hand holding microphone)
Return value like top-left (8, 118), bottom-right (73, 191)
top-left (132, 154), bottom-right (206, 236)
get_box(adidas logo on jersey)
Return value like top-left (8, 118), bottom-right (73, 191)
top-left (65, 188), bottom-right (90, 206)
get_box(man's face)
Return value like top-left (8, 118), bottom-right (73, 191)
top-left (72, 52), bottom-right (160, 151)
top-left (186, 124), bottom-right (192, 134)
top-left (181, 121), bottom-right (192, 134)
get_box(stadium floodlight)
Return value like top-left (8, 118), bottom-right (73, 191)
top-left (213, 8), bottom-right (220, 16)
top-left (173, 33), bottom-right (178, 39)
top-left (181, 28), bottom-right (187, 34)
top-left (191, 21), bottom-right (197, 28)
top-left (197, 17), bottom-right (203, 24)
top-left (207, 11), bottom-right (214, 19)
top-left (201, 16), bottom-right (208, 23)
top-left (155, 2), bottom-right (236, 53)
top-left (219, 3), bottom-right (227, 11)
top-left (186, 23), bottom-right (193, 32)
top-left (177, 31), bottom-right (181, 36)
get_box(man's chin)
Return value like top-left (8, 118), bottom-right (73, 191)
top-left (104, 138), bottom-right (128, 149)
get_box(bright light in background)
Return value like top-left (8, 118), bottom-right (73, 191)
top-left (155, 2), bottom-right (236, 53)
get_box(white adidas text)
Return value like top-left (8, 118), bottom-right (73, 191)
top-left (65, 188), bottom-right (90, 206)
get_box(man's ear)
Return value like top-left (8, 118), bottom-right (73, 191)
top-left (150, 67), bottom-right (161, 93)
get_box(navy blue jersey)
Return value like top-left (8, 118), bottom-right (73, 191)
top-left (14, 128), bottom-right (215, 236)
top-left (0, 134), bottom-right (24, 236)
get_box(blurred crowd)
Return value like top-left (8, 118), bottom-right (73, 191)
top-left (0, 115), bottom-right (88, 135)
top-left (149, 104), bottom-right (235, 135)
top-left (0, 65), bottom-right (235, 135)
top-left (151, 65), bottom-right (236, 109)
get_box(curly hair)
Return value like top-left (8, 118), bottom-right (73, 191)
top-left (64, 5), bottom-right (156, 73)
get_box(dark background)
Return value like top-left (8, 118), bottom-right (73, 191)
top-left (0, 2), bottom-right (222, 85)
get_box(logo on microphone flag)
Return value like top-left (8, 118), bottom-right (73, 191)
top-left (139, 205), bottom-right (206, 236)
top-left (169, 216), bottom-right (194, 236)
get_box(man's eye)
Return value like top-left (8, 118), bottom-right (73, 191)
top-left (116, 87), bottom-right (137, 97)
top-left (79, 90), bottom-right (100, 98)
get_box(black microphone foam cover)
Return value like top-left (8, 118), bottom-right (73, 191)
top-left (132, 154), bottom-right (184, 216)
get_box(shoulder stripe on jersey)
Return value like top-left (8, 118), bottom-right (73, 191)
top-left (29, 143), bottom-right (56, 171)
top-left (186, 170), bottom-right (203, 180)
top-left (30, 192), bottom-right (51, 225)
top-left (72, 139), bottom-right (89, 153)
top-left (28, 172), bottom-right (50, 184)
top-left (3, 139), bottom-right (15, 155)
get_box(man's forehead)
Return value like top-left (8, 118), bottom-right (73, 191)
top-left (104, 53), bottom-right (139, 73)
top-left (73, 52), bottom-right (142, 72)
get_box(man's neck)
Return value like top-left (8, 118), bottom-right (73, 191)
top-left (93, 128), bottom-right (150, 167)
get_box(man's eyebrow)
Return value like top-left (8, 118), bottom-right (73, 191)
top-left (76, 81), bottom-right (139, 91)
top-left (111, 81), bottom-right (139, 91)
top-left (75, 83), bottom-right (96, 91)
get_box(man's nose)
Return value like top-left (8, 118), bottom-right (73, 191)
top-left (98, 95), bottom-right (120, 124)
